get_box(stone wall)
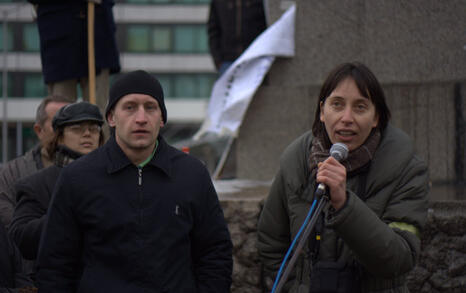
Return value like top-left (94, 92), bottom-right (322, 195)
top-left (217, 182), bottom-right (466, 293)
top-left (408, 201), bottom-right (466, 293)
top-left (216, 180), bottom-right (269, 293)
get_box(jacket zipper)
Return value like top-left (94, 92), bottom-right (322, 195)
top-left (138, 167), bottom-right (143, 224)
top-left (138, 167), bottom-right (142, 186)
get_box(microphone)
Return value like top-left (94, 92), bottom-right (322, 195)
top-left (315, 143), bottom-right (349, 196)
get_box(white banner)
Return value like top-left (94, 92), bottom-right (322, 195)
top-left (194, 4), bottom-right (296, 139)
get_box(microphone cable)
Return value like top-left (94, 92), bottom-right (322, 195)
top-left (270, 198), bottom-right (318, 293)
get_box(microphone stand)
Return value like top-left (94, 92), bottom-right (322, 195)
top-left (273, 192), bottom-right (330, 293)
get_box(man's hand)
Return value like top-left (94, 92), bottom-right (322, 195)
top-left (316, 157), bottom-right (347, 210)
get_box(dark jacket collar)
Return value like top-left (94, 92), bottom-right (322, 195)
top-left (32, 143), bottom-right (44, 169)
top-left (105, 135), bottom-right (179, 178)
top-left (54, 145), bottom-right (83, 168)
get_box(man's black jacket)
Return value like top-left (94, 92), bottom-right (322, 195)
top-left (0, 222), bottom-right (34, 290)
top-left (37, 136), bottom-right (233, 292)
top-left (10, 165), bottom-right (60, 261)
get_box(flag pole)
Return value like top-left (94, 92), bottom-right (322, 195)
top-left (2, 10), bottom-right (8, 163)
top-left (87, 2), bottom-right (96, 104)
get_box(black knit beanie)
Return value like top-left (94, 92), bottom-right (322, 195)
top-left (106, 70), bottom-right (167, 123)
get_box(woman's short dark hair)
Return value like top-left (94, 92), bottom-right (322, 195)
top-left (47, 122), bottom-right (105, 159)
top-left (311, 62), bottom-right (391, 142)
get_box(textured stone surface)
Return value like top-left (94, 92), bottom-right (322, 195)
top-left (217, 180), bottom-right (270, 293)
top-left (412, 202), bottom-right (466, 292)
top-left (218, 181), bottom-right (466, 293)
top-left (384, 83), bottom-right (458, 182)
top-left (236, 84), bottom-right (318, 180)
top-left (265, 0), bottom-right (466, 85)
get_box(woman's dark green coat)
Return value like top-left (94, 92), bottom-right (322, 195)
top-left (257, 125), bottom-right (429, 293)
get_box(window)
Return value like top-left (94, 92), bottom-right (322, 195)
top-left (22, 23), bottom-right (40, 52)
top-left (152, 26), bottom-right (171, 52)
top-left (0, 73), bottom-right (13, 97)
top-left (127, 25), bottom-right (150, 52)
top-left (125, 0), bottom-right (151, 3)
top-left (156, 74), bottom-right (174, 98)
top-left (177, 0), bottom-right (197, 3)
top-left (122, 24), bottom-right (208, 54)
top-left (0, 22), bottom-right (40, 52)
top-left (144, 73), bottom-right (216, 99)
top-left (0, 123), bottom-right (37, 162)
top-left (174, 74), bottom-right (197, 98)
top-left (0, 24), bottom-right (14, 51)
top-left (174, 25), bottom-right (207, 53)
top-left (174, 26), bottom-right (196, 53)
top-left (24, 74), bottom-right (47, 98)
top-left (0, 22), bottom-right (209, 54)
top-left (197, 25), bottom-right (208, 52)
top-left (198, 74), bottom-right (214, 98)
top-left (0, 72), bottom-right (48, 98)
top-left (171, 73), bottom-right (216, 99)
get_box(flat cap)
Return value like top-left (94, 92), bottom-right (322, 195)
top-left (52, 102), bottom-right (104, 130)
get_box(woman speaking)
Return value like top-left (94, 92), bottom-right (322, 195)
top-left (257, 62), bottom-right (429, 293)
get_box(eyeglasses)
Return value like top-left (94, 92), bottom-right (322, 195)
top-left (66, 123), bottom-right (101, 135)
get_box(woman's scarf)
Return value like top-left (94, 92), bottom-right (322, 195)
top-left (54, 145), bottom-right (83, 168)
top-left (309, 128), bottom-right (381, 178)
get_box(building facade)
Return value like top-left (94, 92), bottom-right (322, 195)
top-left (0, 0), bottom-right (215, 162)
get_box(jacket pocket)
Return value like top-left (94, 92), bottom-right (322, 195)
top-left (77, 266), bottom-right (96, 293)
top-left (309, 261), bottom-right (361, 293)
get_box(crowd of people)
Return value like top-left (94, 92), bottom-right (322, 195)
top-left (0, 70), bottom-right (233, 292)
top-left (0, 1), bottom-right (429, 292)
top-left (0, 63), bottom-right (429, 293)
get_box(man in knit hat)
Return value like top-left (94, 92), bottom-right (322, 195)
top-left (36, 70), bottom-right (233, 292)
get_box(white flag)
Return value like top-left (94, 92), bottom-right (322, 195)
top-left (194, 4), bottom-right (296, 139)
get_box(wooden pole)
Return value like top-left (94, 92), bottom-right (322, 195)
top-left (87, 2), bottom-right (96, 104)
top-left (212, 136), bottom-right (235, 180)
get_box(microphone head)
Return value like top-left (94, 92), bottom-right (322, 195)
top-left (330, 143), bottom-right (349, 161)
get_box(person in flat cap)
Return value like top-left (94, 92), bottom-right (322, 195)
top-left (8, 102), bottom-right (104, 284)
top-left (36, 70), bottom-right (233, 293)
